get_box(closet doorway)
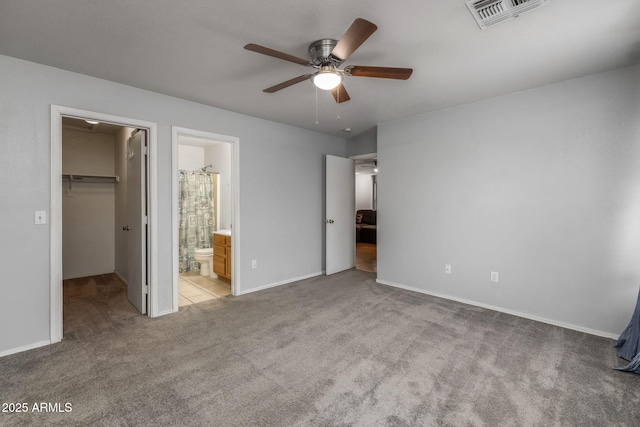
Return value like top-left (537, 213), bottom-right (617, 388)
top-left (171, 127), bottom-right (240, 311)
top-left (61, 116), bottom-right (148, 313)
top-left (50, 106), bottom-right (158, 344)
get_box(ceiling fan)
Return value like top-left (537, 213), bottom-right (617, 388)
top-left (244, 18), bottom-right (413, 103)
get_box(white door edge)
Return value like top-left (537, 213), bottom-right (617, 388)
top-left (325, 155), bottom-right (356, 275)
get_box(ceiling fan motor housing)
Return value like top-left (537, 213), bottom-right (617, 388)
top-left (308, 39), bottom-right (343, 68)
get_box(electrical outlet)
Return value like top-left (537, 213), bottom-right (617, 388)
top-left (251, 260), bottom-right (257, 269)
top-left (445, 264), bottom-right (452, 274)
top-left (491, 271), bottom-right (499, 283)
top-left (35, 211), bottom-right (46, 225)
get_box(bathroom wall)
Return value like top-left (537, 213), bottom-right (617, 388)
top-left (205, 142), bottom-right (232, 230)
top-left (178, 145), bottom-right (205, 170)
top-left (178, 142), bottom-right (231, 230)
top-left (347, 126), bottom-right (377, 157)
top-left (62, 128), bottom-right (116, 279)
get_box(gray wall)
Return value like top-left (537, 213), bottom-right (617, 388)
top-left (347, 126), bottom-right (377, 157)
top-left (0, 54), bottom-right (346, 355)
top-left (378, 63), bottom-right (640, 337)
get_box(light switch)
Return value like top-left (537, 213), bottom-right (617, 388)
top-left (35, 211), bottom-right (46, 225)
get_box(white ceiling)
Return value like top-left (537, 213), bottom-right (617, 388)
top-left (1, 1), bottom-right (638, 138)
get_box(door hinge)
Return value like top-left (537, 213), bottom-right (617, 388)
top-left (143, 216), bottom-right (148, 225)
top-left (144, 285), bottom-right (149, 294)
top-left (143, 146), bottom-right (149, 156)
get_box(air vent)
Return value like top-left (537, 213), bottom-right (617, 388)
top-left (466, 0), bottom-right (549, 30)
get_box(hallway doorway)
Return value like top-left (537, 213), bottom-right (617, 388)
top-left (354, 154), bottom-right (377, 273)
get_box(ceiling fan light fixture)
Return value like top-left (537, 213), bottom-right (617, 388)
top-left (312, 66), bottom-right (342, 91)
top-left (245, 18), bottom-right (412, 104)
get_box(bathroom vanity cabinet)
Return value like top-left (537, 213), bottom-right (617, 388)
top-left (213, 233), bottom-right (231, 279)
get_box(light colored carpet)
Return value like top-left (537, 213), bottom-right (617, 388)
top-left (1, 269), bottom-right (639, 426)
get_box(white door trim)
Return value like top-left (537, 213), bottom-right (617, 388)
top-left (171, 126), bottom-right (241, 312)
top-left (50, 105), bottom-right (159, 344)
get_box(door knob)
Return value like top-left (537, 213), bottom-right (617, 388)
top-left (123, 226), bottom-right (131, 231)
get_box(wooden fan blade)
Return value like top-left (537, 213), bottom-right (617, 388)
top-left (331, 18), bottom-right (377, 61)
top-left (263, 74), bottom-right (312, 93)
top-left (330, 83), bottom-right (351, 103)
top-left (345, 66), bottom-right (413, 80)
top-left (244, 43), bottom-right (311, 66)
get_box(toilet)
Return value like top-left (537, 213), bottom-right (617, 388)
top-left (193, 248), bottom-right (214, 277)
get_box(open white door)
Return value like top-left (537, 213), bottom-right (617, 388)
top-left (127, 130), bottom-right (147, 314)
top-left (325, 155), bottom-right (355, 275)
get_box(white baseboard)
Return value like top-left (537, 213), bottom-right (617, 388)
top-left (237, 271), bottom-right (325, 296)
top-left (155, 308), bottom-right (175, 317)
top-left (0, 340), bottom-right (51, 358)
top-left (376, 279), bottom-right (619, 340)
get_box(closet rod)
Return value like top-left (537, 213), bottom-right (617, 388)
top-left (62, 174), bottom-right (119, 191)
top-left (62, 174), bottom-right (119, 183)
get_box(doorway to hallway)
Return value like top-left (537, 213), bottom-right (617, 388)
top-left (354, 154), bottom-right (377, 273)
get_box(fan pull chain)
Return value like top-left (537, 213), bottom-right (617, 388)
top-left (337, 88), bottom-right (340, 121)
top-left (315, 86), bottom-right (319, 125)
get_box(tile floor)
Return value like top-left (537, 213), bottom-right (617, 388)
top-left (179, 271), bottom-right (231, 307)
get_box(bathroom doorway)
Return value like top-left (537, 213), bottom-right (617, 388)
top-left (50, 105), bottom-right (158, 344)
top-left (172, 127), bottom-right (240, 310)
